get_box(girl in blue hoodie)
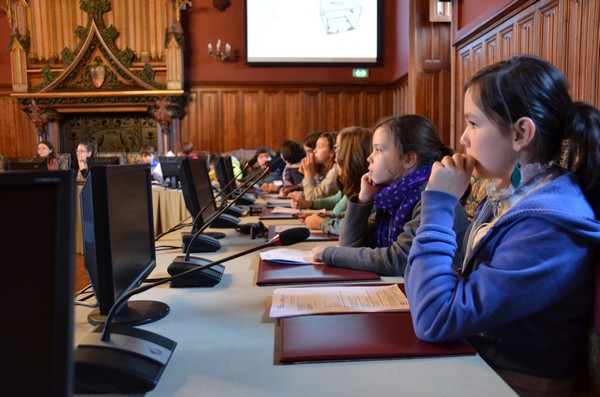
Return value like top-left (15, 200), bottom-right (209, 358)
top-left (404, 55), bottom-right (600, 396)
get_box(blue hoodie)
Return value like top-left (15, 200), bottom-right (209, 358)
top-left (405, 171), bottom-right (600, 378)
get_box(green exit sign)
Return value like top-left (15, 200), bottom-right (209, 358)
top-left (352, 69), bottom-right (369, 78)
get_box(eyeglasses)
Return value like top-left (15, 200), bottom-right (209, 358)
top-left (76, 150), bottom-right (89, 154)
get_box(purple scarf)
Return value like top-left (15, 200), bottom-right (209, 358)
top-left (374, 165), bottom-right (431, 247)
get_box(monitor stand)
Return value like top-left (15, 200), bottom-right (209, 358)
top-left (87, 300), bottom-right (170, 326)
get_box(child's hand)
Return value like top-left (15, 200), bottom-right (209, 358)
top-left (426, 154), bottom-right (476, 199)
top-left (357, 172), bottom-right (379, 204)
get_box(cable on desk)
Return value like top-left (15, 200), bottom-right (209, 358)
top-left (74, 296), bottom-right (98, 308)
top-left (155, 245), bottom-right (182, 251)
top-left (154, 215), bottom-right (192, 241)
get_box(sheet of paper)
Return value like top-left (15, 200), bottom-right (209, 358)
top-left (270, 284), bottom-right (409, 318)
top-left (260, 248), bottom-right (319, 264)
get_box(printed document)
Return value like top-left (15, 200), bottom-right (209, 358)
top-left (270, 284), bottom-right (409, 318)
top-left (260, 248), bottom-right (318, 264)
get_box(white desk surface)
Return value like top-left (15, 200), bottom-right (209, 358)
top-left (74, 217), bottom-right (516, 397)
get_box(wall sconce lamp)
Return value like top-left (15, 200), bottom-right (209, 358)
top-left (208, 39), bottom-right (231, 62)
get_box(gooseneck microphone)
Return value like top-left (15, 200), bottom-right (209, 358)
top-left (104, 226), bottom-right (310, 341)
top-left (75, 226), bottom-right (309, 394)
top-left (184, 157), bottom-right (285, 260)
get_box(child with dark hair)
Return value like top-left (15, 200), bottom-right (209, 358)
top-left (296, 126), bottom-right (372, 235)
top-left (37, 140), bottom-right (59, 170)
top-left (260, 140), bottom-right (305, 194)
top-left (243, 146), bottom-right (280, 185)
top-left (178, 141), bottom-right (198, 159)
top-left (139, 144), bottom-right (163, 183)
top-left (311, 114), bottom-right (468, 275)
top-left (404, 55), bottom-right (600, 395)
top-left (289, 131), bottom-right (338, 201)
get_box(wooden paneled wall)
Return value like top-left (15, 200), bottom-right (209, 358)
top-left (180, 84), bottom-right (393, 154)
top-left (452, 0), bottom-right (600, 149)
top-left (0, 82), bottom-right (403, 157)
top-left (0, 89), bottom-right (37, 157)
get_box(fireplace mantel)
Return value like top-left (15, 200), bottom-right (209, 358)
top-left (6, 0), bottom-right (191, 153)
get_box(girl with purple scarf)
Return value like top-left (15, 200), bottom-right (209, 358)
top-left (310, 115), bottom-right (469, 276)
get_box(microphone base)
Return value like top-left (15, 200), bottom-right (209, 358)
top-left (182, 232), bottom-right (221, 252)
top-left (74, 324), bottom-right (176, 394)
top-left (168, 255), bottom-right (225, 288)
top-left (234, 193), bottom-right (255, 205)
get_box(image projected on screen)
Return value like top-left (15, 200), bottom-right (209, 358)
top-left (246, 0), bottom-right (379, 64)
top-left (81, 163), bottom-right (169, 326)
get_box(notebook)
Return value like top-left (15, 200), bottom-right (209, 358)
top-left (277, 311), bottom-right (476, 364)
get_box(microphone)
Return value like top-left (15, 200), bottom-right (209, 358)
top-left (117, 227), bottom-right (310, 334)
top-left (169, 226), bottom-right (310, 287)
top-left (75, 226), bottom-right (309, 394)
top-left (183, 157), bottom-right (285, 260)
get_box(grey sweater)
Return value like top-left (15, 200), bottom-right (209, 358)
top-left (321, 194), bottom-right (469, 276)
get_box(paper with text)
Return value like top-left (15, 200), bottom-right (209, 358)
top-left (270, 284), bottom-right (409, 318)
top-left (260, 248), bottom-right (319, 264)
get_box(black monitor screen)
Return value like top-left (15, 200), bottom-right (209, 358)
top-left (213, 155), bottom-right (235, 197)
top-left (179, 158), bottom-right (218, 232)
top-left (158, 156), bottom-right (186, 188)
top-left (0, 170), bottom-right (76, 396)
top-left (80, 164), bottom-right (168, 325)
top-left (7, 156), bottom-right (48, 171)
top-left (86, 156), bottom-right (120, 167)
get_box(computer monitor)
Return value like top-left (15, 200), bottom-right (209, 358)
top-left (7, 156), bottom-right (48, 171)
top-left (158, 156), bottom-right (186, 188)
top-left (80, 163), bottom-right (169, 325)
top-left (213, 154), bottom-right (236, 197)
top-left (0, 170), bottom-right (76, 396)
top-left (179, 158), bottom-right (219, 233)
top-left (86, 156), bottom-right (120, 167)
top-left (214, 154), bottom-right (255, 205)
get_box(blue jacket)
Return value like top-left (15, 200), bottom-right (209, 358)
top-left (405, 171), bottom-right (600, 378)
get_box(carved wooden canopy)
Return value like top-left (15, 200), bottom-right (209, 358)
top-left (6, 0), bottom-right (190, 150)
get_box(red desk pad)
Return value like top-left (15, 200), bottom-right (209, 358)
top-left (278, 311), bottom-right (476, 364)
top-left (256, 259), bottom-right (380, 286)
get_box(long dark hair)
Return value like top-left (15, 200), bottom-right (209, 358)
top-left (465, 55), bottom-right (600, 206)
top-left (373, 115), bottom-right (452, 166)
top-left (336, 126), bottom-right (372, 197)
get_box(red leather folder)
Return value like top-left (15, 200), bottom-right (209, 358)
top-left (278, 311), bottom-right (476, 364)
top-left (257, 259), bottom-right (380, 286)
